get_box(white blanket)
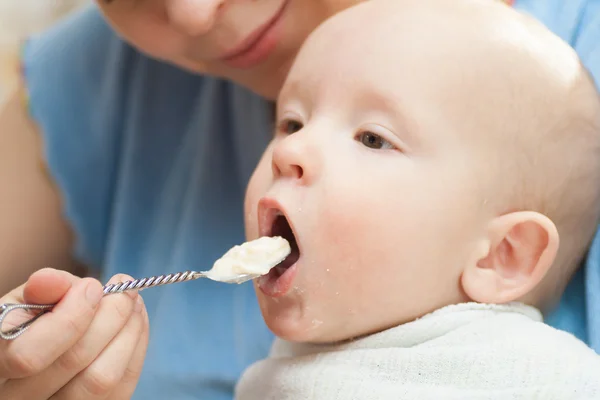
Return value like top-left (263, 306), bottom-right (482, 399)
top-left (236, 303), bottom-right (600, 400)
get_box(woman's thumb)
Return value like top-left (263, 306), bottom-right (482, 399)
top-left (22, 268), bottom-right (78, 304)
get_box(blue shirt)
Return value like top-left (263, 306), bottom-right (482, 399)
top-left (21, 1), bottom-right (600, 398)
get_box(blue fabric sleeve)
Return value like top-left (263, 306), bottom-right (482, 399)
top-left (21, 6), bottom-right (131, 269)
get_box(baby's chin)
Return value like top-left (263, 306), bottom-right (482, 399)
top-left (255, 293), bottom-right (335, 343)
top-left (267, 319), bottom-right (325, 343)
top-left (256, 296), bottom-right (367, 343)
top-left (271, 322), bottom-right (376, 345)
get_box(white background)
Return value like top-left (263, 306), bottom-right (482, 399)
top-left (0, 0), bottom-right (86, 103)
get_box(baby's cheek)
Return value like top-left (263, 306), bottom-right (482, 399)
top-left (314, 190), bottom-right (395, 265)
top-left (243, 189), bottom-right (258, 240)
top-left (309, 203), bottom-right (378, 292)
top-left (244, 149), bottom-right (276, 238)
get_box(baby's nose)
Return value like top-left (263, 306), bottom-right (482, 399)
top-left (166, 0), bottom-right (225, 36)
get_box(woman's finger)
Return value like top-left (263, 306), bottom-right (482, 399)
top-left (0, 269), bottom-right (79, 336)
top-left (107, 301), bottom-right (150, 400)
top-left (1, 274), bottom-right (137, 399)
top-left (0, 276), bottom-right (102, 380)
top-left (22, 268), bottom-right (79, 304)
top-left (51, 296), bottom-right (145, 400)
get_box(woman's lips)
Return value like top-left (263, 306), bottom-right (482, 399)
top-left (219, 0), bottom-right (289, 69)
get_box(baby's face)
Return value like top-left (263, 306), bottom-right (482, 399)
top-left (245, 1), bottom-right (515, 343)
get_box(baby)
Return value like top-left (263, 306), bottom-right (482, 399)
top-left (239, 0), bottom-right (600, 398)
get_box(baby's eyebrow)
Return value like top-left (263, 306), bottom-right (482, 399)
top-left (278, 80), bottom-right (308, 104)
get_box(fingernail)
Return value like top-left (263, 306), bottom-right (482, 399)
top-left (135, 295), bottom-right (143, 313)
top-left (86, 281), bottom-right (103, 306)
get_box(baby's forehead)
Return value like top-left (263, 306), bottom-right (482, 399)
top-left (287, 8), bottom-right (501, 112)
top-left (286, 0), bottom-right (577, 138)
top-left (295, 2), bottom-right (513, 88)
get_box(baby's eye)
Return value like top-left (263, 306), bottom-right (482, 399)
top-left (278, 119), bottom-right (304, 135)
top-left (356, 131), bottom-right (395, 150)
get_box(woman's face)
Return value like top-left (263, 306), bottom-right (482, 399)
top-left (97, 0), bottom-right (363, 98)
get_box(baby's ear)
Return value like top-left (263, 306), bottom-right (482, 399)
top-left (461, 212), bottom-right (559, 304)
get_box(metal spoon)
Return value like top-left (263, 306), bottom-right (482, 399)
top-left (0, 237), bottom-right (291, 340)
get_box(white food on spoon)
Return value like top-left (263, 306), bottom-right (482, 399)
top-left (204, 236), bottom-right (291, 282)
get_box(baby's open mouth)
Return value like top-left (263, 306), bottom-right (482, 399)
top-left (256, 200), bottom-right (301, 297)
top-left (269, 213), bottom-right (300, 276)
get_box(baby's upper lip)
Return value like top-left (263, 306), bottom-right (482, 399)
top-left (257, 197), bottom-right (301, 249)
top-left (258, 197), bottom-right (285, 237)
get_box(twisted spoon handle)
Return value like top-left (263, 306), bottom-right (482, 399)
top-left (103, 270), bottom-right (202, 294)
top-left (0, 270), bottom-right (203, 340)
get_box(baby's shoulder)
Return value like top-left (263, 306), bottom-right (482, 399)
top-left (475, 311), bottom-right (600, 367)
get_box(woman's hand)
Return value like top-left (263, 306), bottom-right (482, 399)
top-left (0, 268), bottom-right (149, 400)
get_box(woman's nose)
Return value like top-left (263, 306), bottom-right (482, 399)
top-left (165, 0), bottom-right (225, 36)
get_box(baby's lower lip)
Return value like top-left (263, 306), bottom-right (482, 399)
top-left (256, 262), bottom-right (298, 297)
